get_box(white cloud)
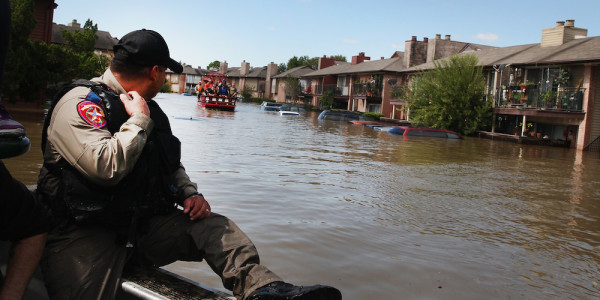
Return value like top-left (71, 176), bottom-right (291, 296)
top-left (267, 26), bottom-right (275, 31)
top-left (475, 33), bottom-right (499, 42)
top-left (342, 39), bottom-right (359, 44)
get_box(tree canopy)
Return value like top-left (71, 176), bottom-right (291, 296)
top-left (282, 55), bottom-right (347, 72)
top-left (61, 20), bottom-right (98, 53)
top-left (283, 75), bottom-right (301, 102)
top-left (277, 63), bottom-right (287, 73)
top-left (406, 54), bottom-right (491, 135)
top-left (207, 60), bottom-right (220, 70)
top-left (2, 1), bottom-right (108, 102)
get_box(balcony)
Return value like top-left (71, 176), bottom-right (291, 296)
top-left (352, 83), bottom-right (382, 97)
top-left (314, 84), bottom-right (350, 96)
top-left (496, 86), bottom-right (584, 112)
top-left (322, 84), bottom-right (349, 96)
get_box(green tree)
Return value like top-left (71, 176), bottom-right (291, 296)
top-left (277, 63), bottom-right (287, 73)
top-left (284, 75), bottom-right (301, 102)
top-left (61, 19), bottom-right (97, 53)
top-left (207, 60), bottom-right (220, 70)
top-left (9, 0), bottom-right (36, 47)
top-left (331, 55), bottom-right (347, 62)
top-left (2, 0), bottom-right (36, 101)
top-left (320, 90), bottom-right (333, 109)
top-left (406, 54), bottom-right (491, 135)
top-left (2, 3), bottom-right (108, 102)
top-left (287, 55), bottom-right (318, 70)
top-left (286, 55), bottom-right (345, 71)
top-left (161, 80), bottom-right (172, 93)
top-left (240, 85), bottom-right (254, 100)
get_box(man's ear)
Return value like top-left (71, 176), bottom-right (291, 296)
top-left (150, 65), bottom-right (161, 81)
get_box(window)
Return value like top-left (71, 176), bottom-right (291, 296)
top-left (406, 130), bottom-right (423, 136)
top-left (420, 130), bottom-right (447, 138)
top-left (368, 104), bottom-right (381, 113)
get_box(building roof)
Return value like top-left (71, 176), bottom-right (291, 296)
top-left (181, 65), bottom-right (209, 75)
top-left (303, 57), bottom-right (405, 77)
top-left (51, 23), bottom-right (118, 51)
top-left (226, 66), bottom-right (268, 78)
top-left (166, 66), bottom-right (208, 75)
top-left (224, 67), bottom-right (240, 77)
top-left (406, 35), bottom-right (600, 71)
top-left (273, 66), bottom-right (314, 78)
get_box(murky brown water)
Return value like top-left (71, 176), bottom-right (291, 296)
top-left (4, 93), bottom-right (600, 299)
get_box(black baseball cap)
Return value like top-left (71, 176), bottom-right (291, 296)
top-left (113, 29), bottom-right (183, 74)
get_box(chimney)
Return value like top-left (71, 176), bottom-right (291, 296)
top-left (265, 62), bottom-right (278, 98)
top-left (565, 19), bottom-right (575, 27)
top-left (405, 35), bottom-right (428, 68)
top-left (351, 52), bottom-right (370, 65)
top-left (435, 34), bottom-right (441, 39)
top-left (68, 19), bottom-right (80, 28)
top-left (445, 35), bottom-right (451, 40)
top-left (219, 61), bottom-right (228, 74)
top-left (541, 19), bottom-right (588, 47)
top-left (266, 62), bottom-right (277, 77)
top-left (240, 60), bottom-right (250, 76)
top-left (318, 55), bottom-right (336, 69)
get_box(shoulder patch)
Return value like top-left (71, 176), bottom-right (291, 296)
top-left (77, 101), bottom-right (107, 128)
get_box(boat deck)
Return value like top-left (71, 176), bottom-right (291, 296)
top-left (118, 267), bottom-right (234, 299)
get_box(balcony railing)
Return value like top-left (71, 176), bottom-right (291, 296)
top-left (315, 84), bottom-right (323, 95)
top-left (352, 83), bottom-right (382, 97)
top-left (497, 87), bottom-right (584, 112)
top-left (314, 84), bottom-right (350, 96)
top-left (322, 84), bottom-right (349, 96)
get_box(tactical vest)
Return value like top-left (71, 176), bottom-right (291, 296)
top-left (40, 80), bottom-right (183, 226)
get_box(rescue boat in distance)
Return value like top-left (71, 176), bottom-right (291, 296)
top-left (197, 72), bottom-right (236, 111)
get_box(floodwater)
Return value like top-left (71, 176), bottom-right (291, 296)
top-left (4, 93), bottom-right (600, 299)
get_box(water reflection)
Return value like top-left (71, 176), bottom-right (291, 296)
top-left (3, 93), bottom-right (600, 299)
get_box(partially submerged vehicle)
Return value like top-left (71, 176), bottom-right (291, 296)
top-left (388, 126), bottom-right (463, 139)
top-left (198, 72), bottom-right (236, 111)
top-left (349, 120), bottom-right (382, 126)
top-left (260, 101), bottom-right (285, 111)
top-left (317, 110), bottom-right (366, 122)
top-left (279, 110), bottom-right (300, 116)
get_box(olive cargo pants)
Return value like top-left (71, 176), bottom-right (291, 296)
top-left (41, 212), bottom-right (281, 299)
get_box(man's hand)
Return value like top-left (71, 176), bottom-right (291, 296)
top-left (120, 91), bottom-right (150, 117)
top-left (183, 194), bottom-right (211, 221)
top-left (0, 233), bottom-right (46, 300)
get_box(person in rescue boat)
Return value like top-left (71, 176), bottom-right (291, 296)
top-left (37, 29), bottom-right (341, 300)
top-left (0, 1), bottom-right (49, 299)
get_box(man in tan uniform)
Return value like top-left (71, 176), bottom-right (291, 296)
top-left (37, 29), bottom-right (341, 300)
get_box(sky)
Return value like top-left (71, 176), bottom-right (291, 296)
top-left (53, 0), bottom-right (600, 70)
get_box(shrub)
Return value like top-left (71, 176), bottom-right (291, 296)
top-left (364, 112), bottom-right (384, 121)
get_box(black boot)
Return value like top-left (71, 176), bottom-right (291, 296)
top-left (246, 281), bottom-right (341, 300)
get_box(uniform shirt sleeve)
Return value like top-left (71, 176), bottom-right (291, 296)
top-left (46, 87), bottom-right (154, 186)
top-left (173, 163), bottom-right (198, 201)
top-left (0, 161), bottom-right (49, 242)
